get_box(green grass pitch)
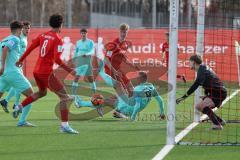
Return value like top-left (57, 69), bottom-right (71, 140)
top-left (0, 83), bottom-right (239, 160)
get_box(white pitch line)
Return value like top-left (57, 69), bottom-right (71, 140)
top-left (152, 89), bottom-right (240, 160)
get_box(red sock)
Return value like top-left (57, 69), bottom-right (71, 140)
top-left (21, 96), bottom-right (35, 108)
top-left (60, 108), bottom-right (69, 122)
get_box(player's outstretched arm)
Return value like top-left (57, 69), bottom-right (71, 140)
top-left (54, 54), bottom-right (75, 75)
top-left (155, 95), bottom-right (165, 116)
top-left (176, 81), bottom-right (200, 104)
top-left (152, 88), bottom-right (165, 119)
top-left (130, 98), bottom-right (141, 120)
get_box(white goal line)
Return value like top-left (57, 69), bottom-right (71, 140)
top-left (152, 89), bottom-right (240, 160)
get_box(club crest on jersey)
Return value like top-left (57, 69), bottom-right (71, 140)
top-left (8, 40), bottom-right (15, 47)
top-left (57, 45), bottom-right (63, 52)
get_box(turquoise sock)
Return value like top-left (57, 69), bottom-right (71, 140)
top-left (79, 100), bottom-right (94, 108)
top-left (90, 82), bottom-right (96, 93)
top-left (18, 104), bottom-right (32, 123)
top-left (14, 92), bottom-right (21, 105)
top-left (75, 96), bottom-right (93, 108)
top-left (5, 88), bottom-right (16, 102)
top-left (99, 70), bottom-right (115, 87)
top-left (72, 82), bottom-right (79, 95)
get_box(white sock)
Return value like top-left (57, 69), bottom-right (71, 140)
top-left (61, 122), bottom-right (69, 127)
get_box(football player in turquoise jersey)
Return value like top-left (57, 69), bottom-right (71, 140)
top-left (74, 71), bottom-right (165, 120)
top-left (0, 21), bottom-right (34, 125)
top-left (72, 28), bottom-right (96, 102)
top-left (0, 21), bottom-right (34, 127)
top-left (108, 71), bottom-right (165, 120)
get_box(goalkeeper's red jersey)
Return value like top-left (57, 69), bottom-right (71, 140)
top-left (19, 30), bottom-right (72, 74)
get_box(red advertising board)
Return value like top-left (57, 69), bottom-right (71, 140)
top-left (0, 28), bottom-right (239, 82)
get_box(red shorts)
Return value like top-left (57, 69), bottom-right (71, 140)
top-left (33, 72), bottom-right (64, 92)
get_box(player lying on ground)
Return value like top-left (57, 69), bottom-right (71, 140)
top-left (0, 21), bottom-right (34, 127)
top-left (102, 71), bottom-right (165, 120)
top-left (71, 28), bottom-right (96, 97)
top-left (162, 32), bottom-right (186, 83)
top-left (104, 23), bottom-right (138, 97)
top-left (73, 69), bottom-right (127, 117)
top-left (0, 21), bottom-right (35, 127)
top-left (73, 38), bottom-right (132, 117)
top-left (176, 55), bottom-right (227, 130)
top-left (15, 14), bottom-right (79, 134)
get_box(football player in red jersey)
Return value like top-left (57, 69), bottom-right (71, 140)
top-left (104, 23), bottom-right (138, 97)
top-left (15, 14), bottom-right (78, 134)
top-left (162, 32), bottom-right (186, 83)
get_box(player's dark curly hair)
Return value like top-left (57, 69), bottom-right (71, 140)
top-left (10, 20), bottom-right (23, 31)
top-left (190, 54), bottom-right (202, 65)
top-left (49, 14), bottom-right (63, 28)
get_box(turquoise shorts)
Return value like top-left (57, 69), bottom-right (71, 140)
top-left (115, 97), bottom-right (135, 116)
top-left (74, 56), bottom-right (93, 76)
top-left (0, 71), bottom-right (32, 93)
top-left (0, 77), bottom-right (10, 92)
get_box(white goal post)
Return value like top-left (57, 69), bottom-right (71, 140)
top-left (167, 0), bottom-right (179, 145)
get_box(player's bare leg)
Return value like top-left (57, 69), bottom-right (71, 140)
top-left (196, 97), bottom-right (223, 130)
top-left (18, 88), bottom-right (47, 109)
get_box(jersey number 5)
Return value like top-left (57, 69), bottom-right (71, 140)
top-left (40, 40), bottom-right (48, 57)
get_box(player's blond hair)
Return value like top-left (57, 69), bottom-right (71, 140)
top-left (119, 23), bottom-right (129, 31)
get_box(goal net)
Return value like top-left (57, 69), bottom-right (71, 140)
top-left (169, 0), bottom-right (240, 146)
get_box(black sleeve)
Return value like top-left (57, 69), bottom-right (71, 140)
top-left (187, 81), bottom-right (200, 96)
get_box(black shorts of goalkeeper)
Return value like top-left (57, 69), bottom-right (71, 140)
top-left (204, 87), bottom-right (227, 108)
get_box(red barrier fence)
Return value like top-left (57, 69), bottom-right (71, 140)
top-left (0, 28), bottom-right (239, 82)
